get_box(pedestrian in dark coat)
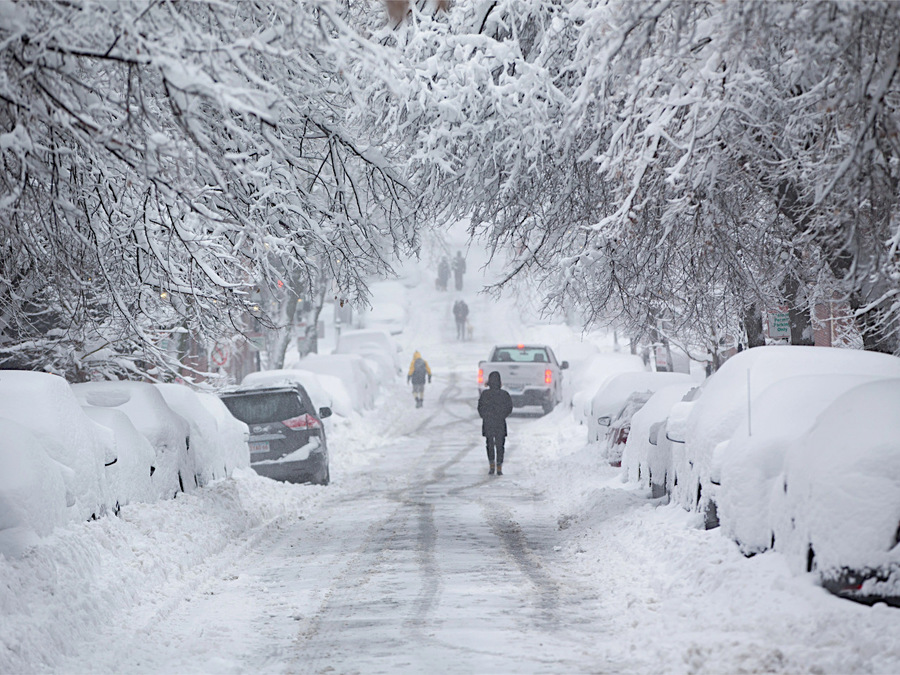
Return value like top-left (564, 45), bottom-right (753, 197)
top-left (477, 370), bottom-right (513, 475)
top-left (452, 251), bottom-right (466, 291)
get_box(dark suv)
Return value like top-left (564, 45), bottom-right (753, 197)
top-left (219, 384), bottom-right (332, 485)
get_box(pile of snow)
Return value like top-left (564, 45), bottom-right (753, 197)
top-left (0, 371), bottom-right (112, 529)
top-left (0, 372), bottom-right (251, 559)
top-left (241, 368), bottom-right (354, 418)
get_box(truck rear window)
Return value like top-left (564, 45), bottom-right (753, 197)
top-left (491, 347), bottom-right (550, 363)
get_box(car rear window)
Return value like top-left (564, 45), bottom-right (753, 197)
top-left (220, 391), bottom-right (307, 424)
top-left (492, 347), bottom-right (550, 363)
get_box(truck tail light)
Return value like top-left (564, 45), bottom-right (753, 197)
top-left (477, 368), bottom-right (484, 385)
top-left (545, 369), bottom-right (552, 384)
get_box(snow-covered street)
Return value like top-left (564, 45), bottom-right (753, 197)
top-left (2, 246), bottom-right (899, 675)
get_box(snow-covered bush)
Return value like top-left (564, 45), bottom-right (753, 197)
top-left (622, 382), bottom-right (698, 496)
top-left (0, 371), bottom-right (113, 523)
top-left (73, 382), bottom-right (194, 500)
top-left (666, 346), bottom-right (900, 529)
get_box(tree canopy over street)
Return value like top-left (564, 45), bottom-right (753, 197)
top-left (3, 0), bottom-right (900, 377)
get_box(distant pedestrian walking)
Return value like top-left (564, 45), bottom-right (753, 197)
top-left (436, 257), bottom-right (450, 291)
top-left (452, 251), bottom-right (466, 291)
top-left (452, 299), bottom-right (469, 341)
top-left (407, 351), bottom-right (432, 408)
top-left (477, 371), bottom-right (513, 475)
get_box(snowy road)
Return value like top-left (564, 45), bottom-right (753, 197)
top-left (61, 364), bottom-right (618, 674)
top-left (13, 245), bottom-right (900, 674)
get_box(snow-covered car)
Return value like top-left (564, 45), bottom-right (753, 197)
top-left (290, 353), bottom-right (378, 410)
top-left (73, 381), bottom-right (194, 500)
top-left (777, 379), bottom-right (900, 606)
top-left (220, 384), bottom-right (332, 485)
top-left (587, 371), bottom-right (694, 451)
top-left (333, 329), bottom-right (402, 380)
top-left (155, 383), bottom-right (238, 487)
top-left (665, 345), bottom-right (900, 530)
top-left (621, 382), bottom-right (698, 491)
top-left (0, 371), bottom-right (114, 523)
top-left (570, 353), bottom-right (647, 426)
top-left (79, 406), bottom-right (157, 509)
top-left (478, 344), bottom-right (569, 414)
top-left (194, 392), bottom-right (251, 475)
top-left (0, 419), bottom-right (70, 557)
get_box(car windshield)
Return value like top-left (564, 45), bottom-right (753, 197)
top-left (492, 347), bottom-right (550, 363)
top-left (221, 391), bottom-right (306, 424)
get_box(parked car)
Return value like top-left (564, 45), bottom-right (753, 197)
top-left (333, 329), bottom-right (402, 380)
top-left (291, 353), bottom-right (378, 410)
top-left (622, 383), bottom-right (699, 497)
top-left (478, 344), bottom-right (569, 414)
top-left (0, 418), bottom-right (70, 557)
top-left (73, 381), bottom-right (194, 500)
top-left (0, 371), bottom-right (114, 522)
top-left (778, 379), bottom-right (900, 606)
top-left (664, 345), bottom-right (900, 530)
top-left (219, 384), bottom-right (332, 485)
top-left (587, 371), bottom-right (694, 451)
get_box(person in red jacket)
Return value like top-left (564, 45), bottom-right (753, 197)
top-left (477, 370), bottom-right (513, 475)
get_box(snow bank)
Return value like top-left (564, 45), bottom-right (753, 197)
top-left (0, 470), bottom-right (322, 674)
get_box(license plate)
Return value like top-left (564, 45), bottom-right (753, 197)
top-left (249, 441), bottom-right (270, 454)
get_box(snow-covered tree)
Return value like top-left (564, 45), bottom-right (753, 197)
top-left (0, 0), bottom-right (417, 379)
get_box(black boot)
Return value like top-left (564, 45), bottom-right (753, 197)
top-left (489, 463), bottom-right (495, 475)
top-left (496, 464), bottom-right (503, 476)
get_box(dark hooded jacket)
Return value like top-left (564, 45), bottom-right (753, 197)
top-left (478, 371), bottom-right (513, 437)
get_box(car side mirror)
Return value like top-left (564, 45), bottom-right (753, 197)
top-left (104, 447), bottom-right (118, 467)
top-left (648, 421), bottom-right (663, 446)
top-left (597, 416), bottom-right (611, 427)
top-left (560, 361), bottom-right (569, 369)
top-left (318, 406), bottom-right (333, 419)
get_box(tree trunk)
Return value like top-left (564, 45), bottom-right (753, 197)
top-left (782, 273), bottom-right (813, 346)
top-left (742, 304), bottom-right (766, 348)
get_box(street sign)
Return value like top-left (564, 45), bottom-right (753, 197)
top-left (767, 306), bottom-right (790, 340)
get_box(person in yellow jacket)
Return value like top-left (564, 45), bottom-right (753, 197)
top-left (407, 351), bottom-right (432, 408)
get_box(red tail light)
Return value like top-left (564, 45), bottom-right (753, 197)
top-left (545, 369), bottom-right (552, 384)
top-left (282, 414), bottom-right (321, 430)
top-left (477, 368), bottom-right (484, 385)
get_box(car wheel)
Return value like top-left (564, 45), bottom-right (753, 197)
top-left (319, 466), bottom-right (330, 486)
top-left (542, 400), bottom-right (554, 415)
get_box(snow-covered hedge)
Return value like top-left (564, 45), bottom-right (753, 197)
top-left (0, 372), bottom-right (249, 558)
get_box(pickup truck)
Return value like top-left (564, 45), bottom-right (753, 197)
top-left (478, 344), bottom-right (569, 414)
